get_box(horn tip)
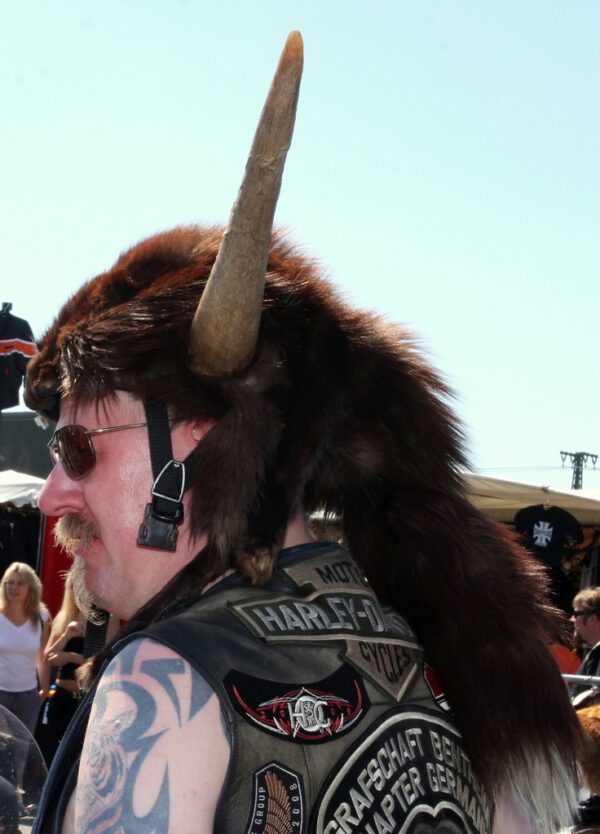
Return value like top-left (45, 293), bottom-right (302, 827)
top-left (284, 30), bottom-right (304, 61)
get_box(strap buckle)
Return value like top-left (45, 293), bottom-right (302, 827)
top-left (151, 460), bottom-right (186, 505)
top-left (137, 460), bottom-right (186, 550)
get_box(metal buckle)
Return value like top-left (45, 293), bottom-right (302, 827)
top-left (151, 460), bottom-right (186, 504)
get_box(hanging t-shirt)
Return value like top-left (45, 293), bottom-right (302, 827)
top-left (0, 311), bottom-right (37, 410)
top-left (513, 504), bottom-right (583, 567)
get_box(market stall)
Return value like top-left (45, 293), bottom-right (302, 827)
top-left (0, 468), bottom-right (45, 579)
top-left (464, 473), bottom-right (600, 526)
top-left (0, 469), bottom-right (45, 507)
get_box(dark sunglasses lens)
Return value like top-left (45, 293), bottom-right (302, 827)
top-left (56, 425), bottom-right (95, 479)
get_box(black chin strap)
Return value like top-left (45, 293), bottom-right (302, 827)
top-left (137, 399), bottom-right (195, 551)
top-left (83, 607), bottom-right (110, 660)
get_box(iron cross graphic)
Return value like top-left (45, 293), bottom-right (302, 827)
top-left (533, 520), bottom-right (553, 547)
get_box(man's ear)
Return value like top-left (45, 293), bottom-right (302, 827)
top-left (171, 419), bottom-right (216, 459)
top-left (190, 420), bottom-right (215, 443)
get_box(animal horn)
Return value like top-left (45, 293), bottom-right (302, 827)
top-left (190, 30), bottom-right (304, 376)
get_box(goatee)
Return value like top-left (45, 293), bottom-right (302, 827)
top-left (68, 556), bottom-right (103, 623)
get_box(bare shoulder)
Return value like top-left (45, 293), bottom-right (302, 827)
top-left (73, 636), bottom-right (230, 834)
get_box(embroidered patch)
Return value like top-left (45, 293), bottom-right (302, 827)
top-left (232, 589), bottom-right (413, 643)
top-left (228, 566), bottom-right (421, 701)
top-left (225, 664), bottom-right (368, 743)
top-left (282, 550), bottom-right (371, 592)
top-left (312, 708), bottom-right (492, 834)
top-left (423, 663), bottom-right (451, 713)
top-left (244, 761), bottom-right (304, 834)
top-left (345, 638), bottom-right (418, 701)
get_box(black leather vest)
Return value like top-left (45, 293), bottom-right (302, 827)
top-left (33, 543), bottom-right (492, 833)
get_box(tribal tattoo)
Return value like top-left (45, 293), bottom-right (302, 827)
top-left (74, 638), bottom-right (224, 834)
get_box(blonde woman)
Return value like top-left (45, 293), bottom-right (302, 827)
top-left (0, 562), bottom-right (51, 735)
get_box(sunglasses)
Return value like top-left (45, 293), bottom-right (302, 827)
top-left (48, 422), bottom-right (147, 480)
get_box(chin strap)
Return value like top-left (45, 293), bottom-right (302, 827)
top-left (83, 607), bottom-right (110, 660)
top-left (137, 399), bottom-right (195, 551)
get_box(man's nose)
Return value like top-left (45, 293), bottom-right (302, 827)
top-left (39, 464), bottom-right (85, 517)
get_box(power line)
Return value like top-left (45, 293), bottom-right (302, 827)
top-left (478, 466), bottom-right (570, 473)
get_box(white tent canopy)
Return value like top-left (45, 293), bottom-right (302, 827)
top-left (465, 473), bottom-right (600, 526)
top-left (0, 469), bottom-right (45, 508)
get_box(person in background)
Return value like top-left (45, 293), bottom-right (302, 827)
top-left (35, 579), bottom-right (84, 767)
top-left (0, 563), bottom-right (50, 736)
top-left (35, 577), bottom-right (119, 767)
top-left (570, 589), bottom-right (600, 829)
top-left (571, 587), bottom-right (600, 706)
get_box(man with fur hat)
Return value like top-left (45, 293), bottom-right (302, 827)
top-left (26, 33), bottom-right (582, 834)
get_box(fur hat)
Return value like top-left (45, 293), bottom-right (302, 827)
top-left (25, 222), bottom-right (583, 829)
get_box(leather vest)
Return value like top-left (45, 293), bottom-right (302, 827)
top-left (33, 543), bottom-right (492, 833)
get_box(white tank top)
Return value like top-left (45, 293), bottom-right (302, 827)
top-left (0, 610), bottom-right (48, 691)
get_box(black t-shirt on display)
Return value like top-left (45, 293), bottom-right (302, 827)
top-left (513, 504), bottom-right (583, 567)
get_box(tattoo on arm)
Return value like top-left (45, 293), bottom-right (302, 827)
top-left (77, 639), bottom-right (220, 834)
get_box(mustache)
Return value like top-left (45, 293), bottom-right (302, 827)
top-left (53, 514), bottom-right (97, 556)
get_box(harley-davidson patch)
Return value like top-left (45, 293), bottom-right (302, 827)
top-left (282, 548), bottom-right (371, 592)
top-left (231, 589), bottom-right (411, 643)
top-left (225, 664), bottom-right (368, 743)
top-left (345, 638), bottom-right (418, 701)
top-left (245, 762), bottom-right (304, 834)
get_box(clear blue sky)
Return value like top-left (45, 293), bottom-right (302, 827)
top-left (2, 1), bottom-right (598, 492)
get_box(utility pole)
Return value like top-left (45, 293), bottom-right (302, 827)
top-left (560, 451), bottom-right (598, 490)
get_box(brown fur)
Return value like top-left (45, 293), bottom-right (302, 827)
top-left (578, 706), bottom-right (600, 794)
top-left (26, 225), bottom-right (583, 824)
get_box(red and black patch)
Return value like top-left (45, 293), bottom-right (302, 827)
top-left (423, 662), bottom-right (451, 712)
top-left (224, 664), bottom-right (368, 743)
